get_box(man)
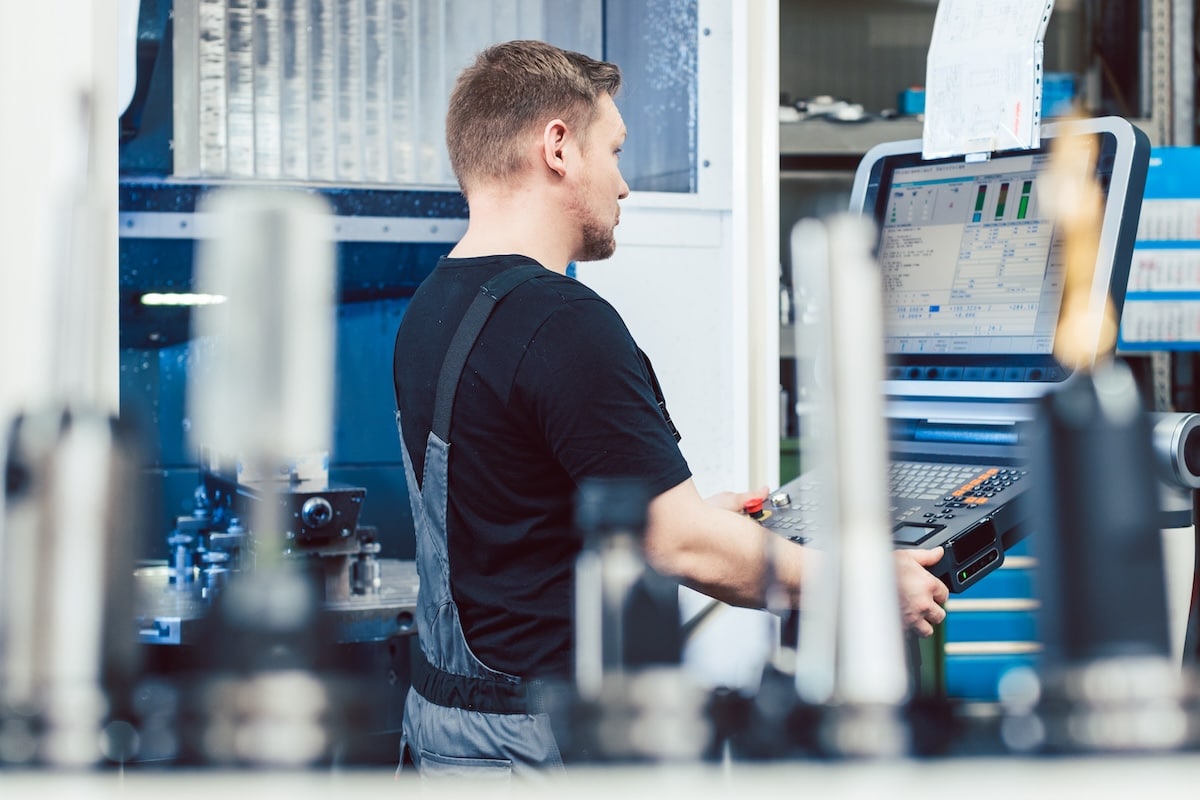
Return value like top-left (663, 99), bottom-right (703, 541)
top-left (392, 39), bottom-right (948, 778)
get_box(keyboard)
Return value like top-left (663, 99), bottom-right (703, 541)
top-left (757, 460), bottom-right (1028, 546)
top-left (752, 460), bottom-right (1029, 591)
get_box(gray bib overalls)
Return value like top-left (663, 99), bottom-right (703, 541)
top-left (395, 265), bottom-right (564, 780)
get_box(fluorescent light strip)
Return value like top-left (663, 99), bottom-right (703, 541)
top-left (140, 292), bottom-right (228, 306)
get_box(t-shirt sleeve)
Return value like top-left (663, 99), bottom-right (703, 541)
top-left (513, 297), bottom-right (692, 497)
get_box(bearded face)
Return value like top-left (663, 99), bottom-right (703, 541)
top-left (565, 94), bottom-right (628, 264)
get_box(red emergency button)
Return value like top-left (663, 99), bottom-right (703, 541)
top-left (743, 497), bottom-right (765, 520)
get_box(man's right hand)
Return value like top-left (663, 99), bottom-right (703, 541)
top-left (894, 547), bottom-right (950, 637)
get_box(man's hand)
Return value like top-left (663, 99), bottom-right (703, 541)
top-left (895, 547), bottom-right (950, 638)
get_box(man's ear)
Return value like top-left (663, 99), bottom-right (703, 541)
top-left (542, 118), bottom-right (569, 178)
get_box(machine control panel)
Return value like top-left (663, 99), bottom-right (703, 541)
top-left (747, 462), bottom-right (1031, 592)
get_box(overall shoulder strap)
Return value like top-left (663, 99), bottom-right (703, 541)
top-left (431, 264), bottom-right (548, 442)
top-left (638, 347), bottom-right (682, 443)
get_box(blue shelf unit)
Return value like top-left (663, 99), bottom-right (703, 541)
top-left (942, 536), bottom-right (1041, 702)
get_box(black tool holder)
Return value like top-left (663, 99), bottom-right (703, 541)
top-left (1006, 363), bottom-right (1200, 753)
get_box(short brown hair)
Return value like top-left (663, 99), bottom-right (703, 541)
top-left (445, 40), bottom-right (622, 194)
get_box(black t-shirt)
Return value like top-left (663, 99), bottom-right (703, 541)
top-left (393, 254), bottom-right (692, 679)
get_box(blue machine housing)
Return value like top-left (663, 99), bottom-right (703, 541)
top-left (119, 180), bottom-right (466, 561)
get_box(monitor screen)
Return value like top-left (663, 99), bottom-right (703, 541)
top-left (880, 154), bottom-right (1061, 358)
top-left (850, 117), bottom-right (1148, 399)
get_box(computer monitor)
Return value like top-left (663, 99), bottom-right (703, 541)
top-left (848, 116), bottom-right (1150, 404)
